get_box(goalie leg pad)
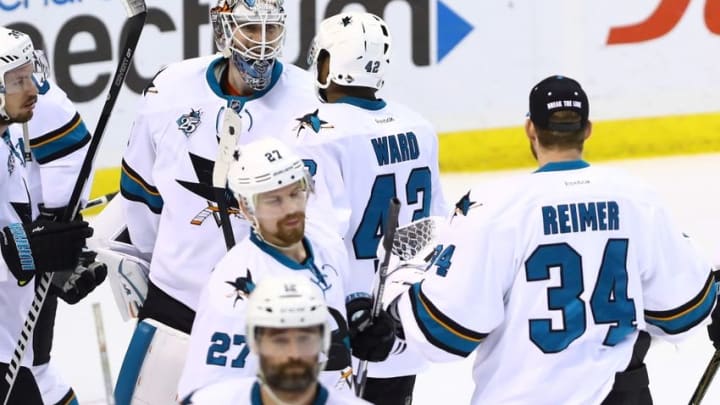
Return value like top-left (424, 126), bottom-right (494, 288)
top-left (97, 248), bottom-right (149, 322)
top-left (114, 319), bottom-right (189, 405)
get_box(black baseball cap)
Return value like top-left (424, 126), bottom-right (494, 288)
top-left (529, 75), bottom-right (589, 132)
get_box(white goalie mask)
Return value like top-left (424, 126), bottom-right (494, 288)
top-left (0, 27), bottom-right (49, 121)
top-left (210, 0), bottom-right (286, 91)
top-left (308, 12), bottom-right (392, 98)
top-left (227, 137), bottom-right (312, 217)
top-left (245, 275), bottom-right (331, 358)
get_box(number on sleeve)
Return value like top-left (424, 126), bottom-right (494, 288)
top-left (206, 332), bottom-right (250, 368)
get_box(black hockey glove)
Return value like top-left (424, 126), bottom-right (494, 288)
top-left (347, 296), bottom-right (397, 362)
top-left (50, 250), bottom-right (107, 305)
top-left (0, 219), bottom-right (93, 283)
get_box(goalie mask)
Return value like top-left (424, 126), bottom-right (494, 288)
top-left (0, 27), bottom-right (48, 121)
top-left (210, 0), bottom-right (286, 91)
top-left (308, 12), bottom-right (392, 99)
top-left (227, 137), bottom-right (312, 218)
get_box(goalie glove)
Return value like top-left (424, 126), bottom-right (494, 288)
top-left (0, 218), bottom-right (93, 284)
top-left (50, 249), bottom-right (107, 304)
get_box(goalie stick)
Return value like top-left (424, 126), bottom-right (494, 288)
top-left (2, 1), bottom-right (147, 402)
top-left (213, 104), bottom-right (243, 250)
top-left (355, 197), bottom-right (401, 397)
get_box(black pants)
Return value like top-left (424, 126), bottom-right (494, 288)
top-left (138, 281), bottom-right (195, 334)
top-left (0, 363), bottom-right (43, 405)
top-left (363, 375), bottom-right (415, 405)
top-left (601, 331), bottom-right (653, 405)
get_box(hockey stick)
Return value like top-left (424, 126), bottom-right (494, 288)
top-left (689, 350), bottom-right (720, 405)
top-left (688, 266), bottom-right (720, 405)
top-left (83, 191), bottom-right (119, 211)
top-left (213, 104), bottom-right (243, 250)
top-left (2, 2), bottom-right (146, 402)
top-left (355, 197), bottom-right (401, 397)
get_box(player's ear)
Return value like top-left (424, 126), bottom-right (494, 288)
top-left (525, 118), bottom-right (537, 143)
top-left (583, 120), bottom-right (592, 141)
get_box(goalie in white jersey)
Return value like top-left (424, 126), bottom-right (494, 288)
top-left (113, 1), bottom-right (330, 403)
top-left (362, 76), bottom-right (717, 405)
top-left (177, 137), bottom-right (354, 398)
top-left (0, 27), bottom-right (105, 404)
top-left (182, 275), bottom-right (369, 405)
top-left (296, 12), bottom-right (448, 404)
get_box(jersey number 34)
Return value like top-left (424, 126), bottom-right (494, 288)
top-left (525, 239), bottom-right (637, 353)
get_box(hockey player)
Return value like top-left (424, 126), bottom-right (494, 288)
top-left (176, 138), bottom-right (354, 398)
top-left (114, 1), bottom-right (325, 402)
top-left (0, 27), bottom-right (105, 404)
top-left (181, 275), bottom-right (370, 405)
top-left (299, 12), bottom-right (448, 403)
top-left (363, 75), bottom-right (717, 404)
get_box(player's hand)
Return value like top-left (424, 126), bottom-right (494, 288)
top-left (50, 250), bottom-right (108, 304)
top-left (347, 296), bottom-right (397, 362)
top-left (0, 219), bottom-right (93, 283)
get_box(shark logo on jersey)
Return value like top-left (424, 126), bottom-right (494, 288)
top-left (294, 109), bottom-right (333, 137)
top-left (341, 15), bottom-right (353, 27)
top-left (453, 190), bottom-right (479, 218)
top-left (3, 132), bottom-right (26, 175)
top-left (176, 152), bottom-right (243, 226)
top-left (176, 109), bottom-right (202, 137)
top-left (225, 269), bottom-right (255, 308)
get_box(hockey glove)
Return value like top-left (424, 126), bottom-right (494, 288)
top-left (347, 296), bottom-right (397, 362)
top-left (50, 250), bottom-right (108, 305)
top-left (0, 219), bottom-right (93, 283)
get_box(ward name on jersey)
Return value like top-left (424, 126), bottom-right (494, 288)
top-left (177, 227), bottom-right (353, 398)
top-left (291, 98), bottom-right (448, 378)
top-left (1, 79), bottom-right (90, 367)
top-left (396, 161), bottom-right (716, 405)
top-left (120, 55), bottom-right (322, 311)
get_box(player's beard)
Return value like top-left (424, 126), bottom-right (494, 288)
top-left (263, 358), bottom-right (317, 393)
top-left (273, 212), bottom-right (305, 246)
top-left (8, 95), bottom-right (38, 123)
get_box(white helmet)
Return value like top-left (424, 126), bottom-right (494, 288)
top-left (227, 137), bottom-right (311, 215)
top-left (210, 0), bottom-right (286, 91)
top-left (308, 12), bottom-right (392, 95)
top-left (0, 27), bottom-right (48, 120)
top-left (245, 274), bottom-right (330, 356)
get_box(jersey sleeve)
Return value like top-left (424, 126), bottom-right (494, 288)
top-left (28, 80), bottom-right (92, 208)
top-left (396, 193), bottom-right (512, 362)
top-left (119, 95), bottom-right (163, 255)
top-left (641, 203), bottom-right (715, 341)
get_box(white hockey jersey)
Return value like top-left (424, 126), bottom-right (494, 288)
top-left (120, 56), bottom-right (325, 311)
top-left (396, 160), bottom-right (716, 405)
top-left (0, 79), bottom-right (90, 366)
top-left (181, 377), bottom-right (370, 405)
top-left (177, 228), bottom-right (353, 399)
top-left (289, 97), bottom-right (448, 377)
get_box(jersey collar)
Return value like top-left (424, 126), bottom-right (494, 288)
top-left (206, 57), bottom-right (284, 103)
top-left (249, 231), bottom-right (316, 271)
top-left (534, 159), bottom-right (590, 173)
top-left (250, 381), bottom-right (329, 405)
top-left (335, 96), bottom-right (386, 111)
